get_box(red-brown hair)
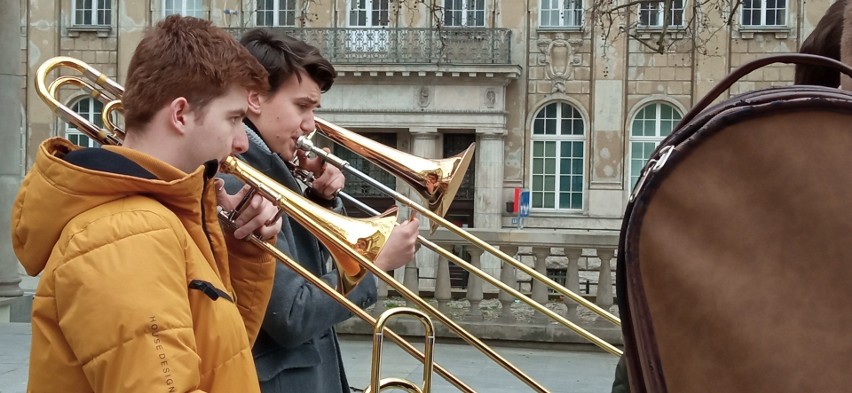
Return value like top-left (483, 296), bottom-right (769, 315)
top-left (123, 15), bottom-right (269, 130)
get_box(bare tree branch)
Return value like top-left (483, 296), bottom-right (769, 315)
top-left (589, 0), bottom-right (743, 57)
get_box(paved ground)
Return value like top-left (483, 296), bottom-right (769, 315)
top-left (0, 322), bottom-right (618, 393)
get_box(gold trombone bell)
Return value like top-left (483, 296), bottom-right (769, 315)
top-left (313, 117), bottom-right (475, 232)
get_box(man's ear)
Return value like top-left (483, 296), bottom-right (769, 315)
top-left (168, 97), bottom-right (191, 135)
top-left (247, 91), bottom-right (263, 115)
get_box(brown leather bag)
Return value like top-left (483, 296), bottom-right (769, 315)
top-left (617, 54), bottom-right (852, 393)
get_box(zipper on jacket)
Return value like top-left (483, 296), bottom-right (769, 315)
top-left (200, 160), bottom-right (218, 258)
top-left (189, 279), bottom-right (234, 302)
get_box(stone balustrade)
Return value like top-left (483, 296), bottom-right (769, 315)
top-left (338, 227), bottom-right (624, 349)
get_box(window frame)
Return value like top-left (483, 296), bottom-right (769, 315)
top-left (162, 0), bottom-right (205, 18)
top-left (740, 0), bottom-right (788, 27)
top-left (627, 101), bottom-right (683, 190)
top-left (539, 0), bottom-right (584, 28)
top-left (256, 0), bottom-right (297, 27)
top-left (72, 0), bottom-right (112, 26)
top-left (529, 101), bottom-right (587, 212)
top-left (65, 97), bottom-right (107, 148)
top-left (443, 0), bottom-right (486, 27)
top-left (347, 0), bottom-right (390, 27)
top-left (637, 0), bottom-right (686, 28)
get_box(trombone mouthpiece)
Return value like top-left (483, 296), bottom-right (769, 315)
top-left (296, 135), bottom-right (315, 152)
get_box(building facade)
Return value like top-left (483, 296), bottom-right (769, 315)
top-left (10, 0), bottom-right (834, 293)
top-left (18, 0), bottom-right (833, 229)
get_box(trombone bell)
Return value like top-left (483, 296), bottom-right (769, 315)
top-left (313, 118), bottom-right (475, 232)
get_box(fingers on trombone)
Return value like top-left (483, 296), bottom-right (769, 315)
top-left (228, 186), bottom-right (258, 223)
top-left (265, 208), bottom-right (285, 227)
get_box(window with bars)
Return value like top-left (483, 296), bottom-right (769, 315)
top-left (257, 0), bottom-right (297, 26)
top-left (163, 0), bottom-right (204, 18)
top-left (443, 0), bottom-right (485, 27)
top-left (638, 0), bottom-right (685, 27)
top-left (629, 102), bottom-right (682, 189)
top-left (540, 0), bottom-right (583, 28)
top-left (333, 132), bottom-right (396, 198)
top-left (73, 0), bottom-right (112, 26)
top-left (530, 102), bottom-right (585, 211)
top-left (546, 268), bottom-right (567, 294)
top-left (741, 0), bottom-right (787, 27)
top-left (65, 98), bottom-right (106, 148)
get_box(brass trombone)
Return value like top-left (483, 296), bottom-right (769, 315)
top-left (36, 56), bottom-right (475, 392)
top-left (366, 308), bottom-right (435, 393)
top-left (301, 121), bottom-right (624, 355)
top-left (36, 56), bottom-right (560, 391)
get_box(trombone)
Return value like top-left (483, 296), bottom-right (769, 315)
top-left (36, 56), bottom-right (571, 392)
top-left (35, 56), bottom-right (474, 392)
top-left (299, 120), bottom-right (623, 356)
top-left (366, 307), bottom-right (435, 393)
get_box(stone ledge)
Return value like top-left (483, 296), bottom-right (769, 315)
top-left (336, 316), bottom-right (623, 350)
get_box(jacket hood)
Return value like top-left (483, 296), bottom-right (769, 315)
top-left (12, 137), bottom-right (215, 276)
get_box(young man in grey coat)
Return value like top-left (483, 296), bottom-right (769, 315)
top-left (222, 28), bottom-right (421, 393)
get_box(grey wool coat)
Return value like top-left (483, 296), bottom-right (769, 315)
top-left (221, 121), bottom-right (378, 393)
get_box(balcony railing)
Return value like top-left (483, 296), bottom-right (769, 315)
top-left (226, 27), bottom-right (513, 65)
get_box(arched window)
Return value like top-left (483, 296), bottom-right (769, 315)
top-left (65, 98), bottom-right (105, 148)
top-left (530, 102), bottom-right (585, 210)
top-left (629, 102), bottom-right (682, 189)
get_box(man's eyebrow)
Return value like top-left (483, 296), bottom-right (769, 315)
top-left (295, 96), bottom-right (320, 106)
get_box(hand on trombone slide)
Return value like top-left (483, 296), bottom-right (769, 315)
top-left (214, 178), bottom-right (283, 240)
top-left (296, 147), bottom-right (345, 200)
top-left (373, 211), bottom-right (421, 272)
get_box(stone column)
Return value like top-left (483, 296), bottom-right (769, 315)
top-left (531, 247), bottom-right (550, 324)
top-left (434, 254), bottom-right (451, 314)
top-left (474, 130), bottom-right (506, 284)
top-left (405, 128), bottom-right (438, 302)
top-left (563, 247), bottom-right (583, 320)
top-left (464, 248), bottom-right (484, 321)
top-left (371, 275), bottom-right (388, 317)
top-left (0, 0), bottom-right (24, 298)
top-left (473, 129), bottom-right (506, 229)
top-left (595, 248), bottom-right (615, 309)
top-left (497, 245), bottom-right (518, 323)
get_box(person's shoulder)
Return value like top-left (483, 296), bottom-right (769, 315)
top-left (61, 195), bottom-right (186, 252)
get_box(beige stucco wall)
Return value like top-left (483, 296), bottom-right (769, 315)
top-left (20, 0), bottom-right (835, 232)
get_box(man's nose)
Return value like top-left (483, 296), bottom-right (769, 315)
top-left (233, 130), bottom-right (249, 154)
top-left (301, 115), bottom-right (315, 135)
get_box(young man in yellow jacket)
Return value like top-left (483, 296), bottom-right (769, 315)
top-left (11, 16), bottom-right (281, 393)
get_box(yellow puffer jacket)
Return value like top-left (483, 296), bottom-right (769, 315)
top-left (11, 138), bottom-right (275, 393)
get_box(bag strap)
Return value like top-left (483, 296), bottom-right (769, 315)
top-left (679, 54), bottom-right (852, 127)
